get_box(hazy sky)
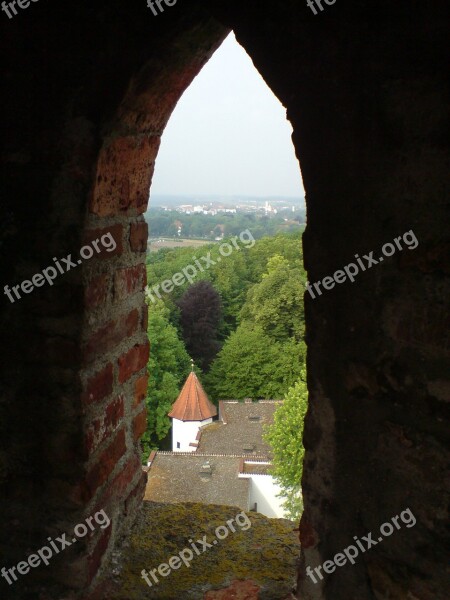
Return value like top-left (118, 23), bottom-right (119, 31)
top-left (151, 33), bottom-right (304, 198)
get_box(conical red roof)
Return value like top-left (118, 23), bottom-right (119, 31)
top-left (168, 372), bottom-right (217, 422)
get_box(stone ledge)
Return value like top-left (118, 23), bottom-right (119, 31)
top-left (89, 501), bottom-right (300, 600)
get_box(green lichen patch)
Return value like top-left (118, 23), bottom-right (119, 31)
top-left (105, 502), bottom-right (299, 600)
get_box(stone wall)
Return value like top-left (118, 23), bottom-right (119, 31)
top-left (0, 4), bottom-right (227, 597)
top-left (0, 1), bottom-right (448, 598)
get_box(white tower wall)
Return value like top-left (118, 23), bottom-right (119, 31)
top-left (172, 417), bottom-right (213, 452)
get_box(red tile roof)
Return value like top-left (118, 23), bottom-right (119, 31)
top-left (168, 372), bottom-right (217, 422)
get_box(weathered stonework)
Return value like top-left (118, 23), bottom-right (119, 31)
top-left (0, 1), bottom-right (448, 598)
top-left (88, 502), bottom-right (299, 600)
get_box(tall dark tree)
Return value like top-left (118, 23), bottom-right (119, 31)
top-left (177, 281), bottom-right (222, 372)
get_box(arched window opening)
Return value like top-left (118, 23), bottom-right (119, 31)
top-left (141, 25), bottom-right (306, 554)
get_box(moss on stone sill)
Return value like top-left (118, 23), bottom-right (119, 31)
top-left (105, 501), bottom-right (299, 600)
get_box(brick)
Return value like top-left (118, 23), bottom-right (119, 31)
top-left (142, 304), bottom-right (148, 331)
top-left (130, 222), bottom-right (148, 252)
top-left (87, 525), bottom-right (112, 585)
top-left (133, 374), bottom-right (148, 408)
top-left (299, 518), bottom-right (317, 549)
top-left (85, 273), bottom-right (109, 309)
top-left (95, 454), bottom-right (142, 514)
top-left (83, 309), bottom-right (139, 362)
top-left (85, 428), bottom-right (126, 498)
top-left (118, 342), bottom-right (150, 383)
top-left (84, 396), bottom-right (124, 454)
top-left (90, 136), bottom-right (160, 217)
top-left (83, 224), bottom-right (123, 259)
top-left (132, 408), bottom-right (148, 442)
top-left (114, 263), bottom-right (147, 300)
top-left (82, 364), bottom-right (114, 407)
top-left (124, 473), bottom-right (147, 516)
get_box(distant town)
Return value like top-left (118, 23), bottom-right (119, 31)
top-left (150, 194), bottom-right (305, 215)
top-left (145, 195), bottom-right (306, 244)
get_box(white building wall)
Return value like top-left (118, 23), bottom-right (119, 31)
top-left (248, 475), bottom-right (285, 518)
top-left (171, 418), bottom-right (213, 452)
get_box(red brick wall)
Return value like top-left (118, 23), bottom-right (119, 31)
top-left (0, 15), bottom-right (227, 595)
top-left (68, 18), bottom-right (227, 593)
top-left (76, 139), bottom-right (156, 587)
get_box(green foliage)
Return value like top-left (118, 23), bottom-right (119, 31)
top-left (211, 249), bottom-right (249, 338)
top-left (264, 374), bottom-right (309, 520)
top-left (205, 244), bottom-right (307, 400)
top-left (240, 255), bottom-right (306, 343)
top-left (146, 230), bottom-right (303, 335)
top-left (204, 323), bottom-right (306, 400)
top-left (141, 301), bottom-right (192, 462)
top-left (244, 231), bottom-right (303, 283)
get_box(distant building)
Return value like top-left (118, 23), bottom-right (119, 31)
top-left (145, 371), bottom-right (286, 518)
top-left (264, 201), bottom-right (277, 215)
top-left (168, 370), bottom-right (217, 452)
top-left (217, 208), bottom-right (237, 214)
top-left (178, 204), bottom-right (194, 214)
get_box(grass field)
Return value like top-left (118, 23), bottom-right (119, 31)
top-left (148, 238), bottom-right (217, 252)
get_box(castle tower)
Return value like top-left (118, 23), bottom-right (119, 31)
top-left (168, 365), bottom-right (217, 452)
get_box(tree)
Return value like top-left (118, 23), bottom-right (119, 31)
top-left (244, 230), bottom-right (303, 284)
top-left (205, 323), bottom-right (306, 400)
top-left (177, 281), bottom-right (222, 372)
top-left (264, 373), bottom-right (309, 520)
top-left (240, 255), bottom-right (306, 343)
top-left (141, 301), bottom-right (191, 461)
top-left (210, 250), bottom-right (249, 338)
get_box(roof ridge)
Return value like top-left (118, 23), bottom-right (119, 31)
top-left (155, 451), bottom-right (271, 458)
top-left (194, 372), bottom-right (203, 419)
top-left (220, 399), bottom-right (282, 404)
